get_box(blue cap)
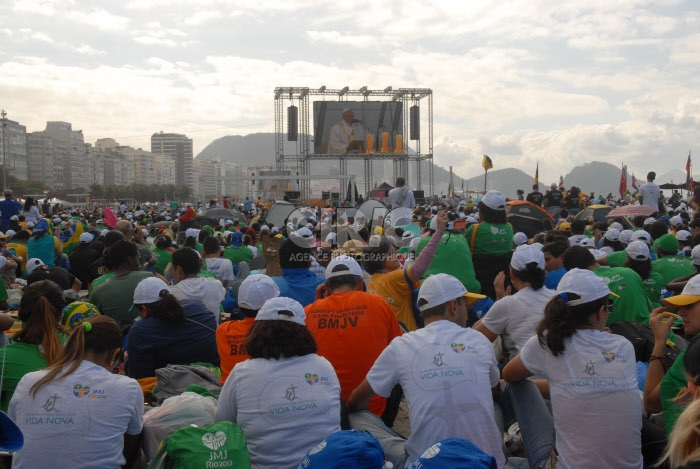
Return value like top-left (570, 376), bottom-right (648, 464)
top-left (232, 231), bottom-right (243, 246)
top-left (34, 219), bottom-right (49, 235)
top-left (298, 430), bottom-right (385, 469)
top-left (0, 411), bottom-right (23, 452)
top-left (406, 438), bottom-right (497, 469)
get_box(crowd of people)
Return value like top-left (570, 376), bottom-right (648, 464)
top-left (0, 174), bottom-right (700, 468)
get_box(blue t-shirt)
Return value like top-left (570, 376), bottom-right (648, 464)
top-left (544, 267), bottom-right (567, 290)
top-left (0, 198), bottom-right (22, 228)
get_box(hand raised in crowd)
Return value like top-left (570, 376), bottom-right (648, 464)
top-left (493, 271), bottom-right (511, 300)
top-left (435, 210), bottom-right (448, 231)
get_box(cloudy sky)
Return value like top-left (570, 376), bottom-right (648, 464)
top-left (2, 0), bottom-right (699, 185)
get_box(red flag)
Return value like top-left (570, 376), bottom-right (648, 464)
top-left (558, 175), bottom-right (563, 188)
top-left (619, 164), bottom-right (627, 198)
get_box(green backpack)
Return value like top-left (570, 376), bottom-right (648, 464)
top-left (164, 421), bottom-right (250, 469)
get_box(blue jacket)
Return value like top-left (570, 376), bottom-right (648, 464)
top-left (272, 268), bottom-right (324, 307)
top-left (0, 198), bottom-right (21, 228)
top-left (125, 298), bottom-right (219, 379)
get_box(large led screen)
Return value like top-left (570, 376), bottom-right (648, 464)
top-left (313, 101), bottom-right (403, 155)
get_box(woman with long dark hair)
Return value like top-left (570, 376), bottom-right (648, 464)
top-left (502, 268), bottom-right (642, 468)
top-left (125, 277), bottom-right (218, 379)
top-left (216, 297), bottom-right (340, 469)
top-left (0, 280), bottom-right (67, 412)
top-left (9, 316), bottom-right (143, 469)
top-left (20, 197), bottom-right (40, 224)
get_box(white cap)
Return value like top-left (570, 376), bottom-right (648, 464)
top-left (482, 190), bottom-right (506, 210)
top-left (260, 225), bottom-right (270, 232)
top-left (579, 237), bottom-right (595, 248)
top-left (402, 231), bottom-right (415, 240)
top-left (466, 216), bottom-right (477, 223)
top-left (409, 237), bottom-right (421, 251)
top-left (238, 274), bottom-right (280, 310)
top-left (513, 232), bottom-right (528, 246)
top-left (417, 273), bottom-right (485, 311)
top-left (9, 215), bottom-right (18, 221)
top-left (133, 277), bottom-right (169, 304)
top-left (185, 228), bottom-right (198, 238)
top-left (429, 215), bottom-right (438, 230)
top-left (79, 233), bottom-right (94, 243)
top-left (692, 245), bottom-right (700, 266)
top-left (604, 228), bottom-right (620, 242)
top-left (100, 229), bottom-right (109, 236)
top-left (630, 230), bottom-right (652, 245)
top-left (271, 226), bottom-right (280, 234)
top-left (609, 222), bottom-right (623, 231)
top-left (255, 297), bottom-right (306, 326)
top-left (676, 230), bottom-right (692, 242)
top-left (511, 244), bottom-right (545, 271)
top-left (296, 227), bottom-right (313, 238)
top-left (663, 275), bottom-right (700, 307)
top-left (26, 258), bottom-right (45, 275)
top-left (619, 230), bottom-right (633, 245)
top-left (551, 182), bottom-right (557, 189)
top-left (643, 217), bottom-right (656, 226)
top-left (626, 240), bottom-right (650, 261)
top-left (556, 268), bottom-right (617, 305)
top-left (670, 215), bottom-right (683, 226)
top-left (325, 232), bottom-right (337, 243)
top-left (25, 222), bottom-right (34, 228)
top-left (326, 255), bottom-right (363, 279)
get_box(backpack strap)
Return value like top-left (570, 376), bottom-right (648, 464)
top-left (469, 223), bottom-right (480, 256)
top-left (403, 267), bottom-right (424, 329)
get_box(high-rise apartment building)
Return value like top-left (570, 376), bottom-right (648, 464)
top-left (151, 132), bottom-right (193, 192)
top-left (44, 122), bottom-right (87, 189)
top-left (0, 118), bottom-right (28, 181)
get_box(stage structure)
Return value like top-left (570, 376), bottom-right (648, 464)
top-left (274, 86), bottom-right (433, 202)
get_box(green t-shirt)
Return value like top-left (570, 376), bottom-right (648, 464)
top-left (605, 250), bottom-right (627, 268)
top-left (592, 266), bottom-right (651, 326)
top-left (0, 281), bottom-right (8, 304)
top-left (152, 248), bottom-right (173, 275)
top-left (195, 242), bottom-right (204, 254)
top-left (223, 246), bottom-right (253, 267)
top-left (90, 271), bottom-right (154, 324)
top-left (643, 271), bottom-right (666, 307)
top-left (464, 222), bottom-right (514, 256)
top-left (660, 348), bottom-right (687, 435)
top-left (652, 256), bottom-right (695, 285)
top-left (416, 233), bottom-right (481, 294)
top-left (88, 271), bottom-right (115, 301)
top-left (0, 342), bottom-right (48, 412)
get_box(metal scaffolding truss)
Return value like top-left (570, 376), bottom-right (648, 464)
top-left (274, 86), bottom-right (433, 201)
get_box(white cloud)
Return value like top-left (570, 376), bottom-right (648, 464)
top-left (66, 8), bottom-right (130, 31)
top-left (13, 0), bottom-right (69, 16)
top-left (133, 36), bottom-right (178, 47)
top-left (71, 44), bottom-right (106, 55)
top-left (306, 31), bottom-right (375, 48)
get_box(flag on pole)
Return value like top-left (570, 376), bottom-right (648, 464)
top-left (534, 163), bottom-right (539, 186)
top-left (619, 164), bottom-right (627, 198)
top-left (686, 151), bottom-right (694, 193)
top-left (631, 173), bottom-right (638, 192)
top-left (558, 175), bottom-right (563, 188)
top-left (482, 155), bottom-right (493, 170)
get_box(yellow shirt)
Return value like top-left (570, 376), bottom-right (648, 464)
top-left (367, 268), bottom-right (420, 331)
top-left (6, 242), bottom-right (27, 271)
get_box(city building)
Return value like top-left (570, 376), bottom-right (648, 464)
top-left (0, 118), bottom-right (28, 181)
top-left (151, 132), bottom-right (194, 193)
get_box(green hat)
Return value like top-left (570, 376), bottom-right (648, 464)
top-left (654, 234), bottom-right (679, 255)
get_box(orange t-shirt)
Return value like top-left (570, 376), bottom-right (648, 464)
top-left (367, 268), bottom-right (420, 331)
top-left (305, 290), bottom-right (402, 417)
top-left (216, 317), bottom-right (255, 383)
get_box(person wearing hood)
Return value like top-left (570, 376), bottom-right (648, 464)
top-left (271, 236), bottom-right (324, 307)
top-left (168, 248), bottom-right (226, 324)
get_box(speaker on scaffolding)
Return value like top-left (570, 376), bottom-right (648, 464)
top-left (287, 105), bottom-right (298, 141)
top-left (413, 190), bottom-right (425, 204)
top-left (321, 190), bottom-right (330, 200)
top-left (410, 105), bottom-right (420, 140)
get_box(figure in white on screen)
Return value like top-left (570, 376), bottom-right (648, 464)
top-left (328, 108), bottom-right (364, 154)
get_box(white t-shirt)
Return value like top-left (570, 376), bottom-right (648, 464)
top-left (639, 182), bottom-right (660, 212)
top-left (480, 286), bottom-right (556, 357)
top-left (206, 257), bottom-right (235, 283)
top-left (21, 206), bottom-right (41, 224)
top-left (216, 354), bottom-right (341, 469)
top-left (309, 257), bottom-right (326, 280)
top-left (9, 360), bottom-right (143, 469)
top-left (367, 320), bottom-right (505, 467)
top-left (520, 330), bottom-right (642, 469)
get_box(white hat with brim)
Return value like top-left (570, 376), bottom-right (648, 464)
top-left (663, 275), bottom-right (700, 307)
top-left (237, 274), bottom-right (280, 310)
top-left (255, 297), bottom-right (306, 326)
top-left (417, 273), bottom-right (485, 311)
top-left (556, 268), bottom-right (619, 305)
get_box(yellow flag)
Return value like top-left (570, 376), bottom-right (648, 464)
top-left (482, 155), bottom-right (493, 170)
